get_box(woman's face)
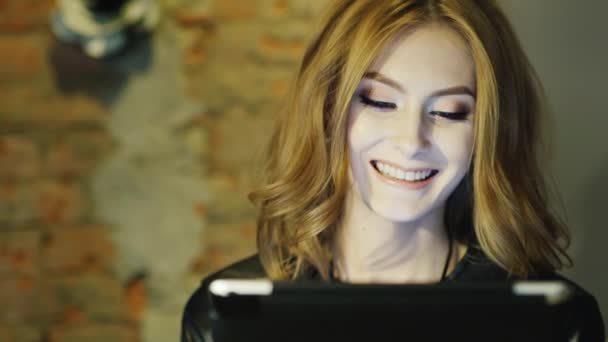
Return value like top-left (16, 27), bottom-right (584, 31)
top-left (348, 23), bottom-right (476, 223)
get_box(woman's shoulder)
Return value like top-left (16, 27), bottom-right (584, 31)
top-left (185, 253), bottom-right (266, 315)
top-left (536, 272), bottom-right (605, 341)
top-left (181, 254), bottom-right (265, 342)
top-left (451, 247), bottom-right (604, 340)
top-left (452, 246), bottom-right (602, 311)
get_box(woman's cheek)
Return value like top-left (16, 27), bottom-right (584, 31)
top-left (348, 113), bottom-right (385, 151)
top-left (433, 125), bottom-right (474, 162)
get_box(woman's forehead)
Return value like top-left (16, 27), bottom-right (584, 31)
top-left (367, 23), bottom-right (476, 96)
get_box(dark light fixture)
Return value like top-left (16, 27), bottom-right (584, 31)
top-left (51, 0), bottom-right (159, 58)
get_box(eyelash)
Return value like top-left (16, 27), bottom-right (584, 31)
top-left (358, 94), bottom-right (396, 110)
top-left (358, 94), bottom-right (469, 121)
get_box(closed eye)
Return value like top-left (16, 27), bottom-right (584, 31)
top-left (429, 110), bottom-right (469, 121)
top-left (358, 94), bottom-right (397, 110)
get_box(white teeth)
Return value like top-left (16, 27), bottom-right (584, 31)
top-left (397, 169), bottom-right (405, 179)
top-left (408, 172), bottom-right (416, 181)
top-left (374, 161), bottom-right (434, 182)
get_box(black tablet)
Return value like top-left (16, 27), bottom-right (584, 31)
top-left (208, 279), bottom-right (576, 342)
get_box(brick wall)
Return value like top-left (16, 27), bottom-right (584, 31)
top-left (0, 0), bottom-right (326, 341)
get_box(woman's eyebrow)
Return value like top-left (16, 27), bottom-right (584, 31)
top-left (363, 71), bottom-right (405, 92)
top-left (363, 71), bottom-right (476, 98)
top-left (431, 86), bottom-right (476, 98)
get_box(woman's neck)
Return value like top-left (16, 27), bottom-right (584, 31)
top-left (333, 190), bottom-right (452, 284)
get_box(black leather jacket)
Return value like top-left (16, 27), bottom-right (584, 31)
top-left (181, 249), bottom-right (605, 342)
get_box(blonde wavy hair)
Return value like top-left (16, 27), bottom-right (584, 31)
top-left (249, 0), bottom-right (571, 280)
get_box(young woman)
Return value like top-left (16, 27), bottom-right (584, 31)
top-left (182, 0), bottom-right (605, 340)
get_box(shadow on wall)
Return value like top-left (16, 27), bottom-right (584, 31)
top-left (577, 157), bottom-right (608, 326)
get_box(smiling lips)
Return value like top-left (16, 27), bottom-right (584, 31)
top-left (371, 160), bottom-right (439, 189)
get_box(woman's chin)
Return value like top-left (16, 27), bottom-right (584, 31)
top-left (368, 200), bottom-right (434, 224)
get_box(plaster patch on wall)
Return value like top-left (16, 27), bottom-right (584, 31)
top-left (91, 24), bottom-right (207, 342)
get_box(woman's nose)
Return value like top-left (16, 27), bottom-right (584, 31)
top-left (389, 111), bottom-right (430, 158)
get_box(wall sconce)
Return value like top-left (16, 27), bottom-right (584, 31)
top-left (51, 0), bottom-right (160, 58)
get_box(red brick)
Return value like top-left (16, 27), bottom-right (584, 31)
top-left (0, 1), bottom-right (54, 33)
top-left (271, 78), bottom-right (290, 96)
top-left (41, 274), bottom-right (129, 324)
top-left (47, 131), bottom-right (115, 178)
top-left (288, 0), bottom-right (327, 18)
top-left (41, 226), bottom-right (116, 274)
top-left (0, 85), bottom-right (108, 126)
top-left (0, 180), bottom-right (86, 226)
top-left (35, 180), bottom-right (86, 225)
top-left (0, 325), bottom-right (40, 342)
top-left (0, 275), bottom-right (39, 323)
top-left (195, 221), bottom-right (256, 274)
top-left (184, 31), bottom-right (213, 67)
top-left (37, 95), bottom-right (109, 125)
top-left (273, 0), bottom-right (289, 15)
top-left (0, 181), bottom-right (37, 226)
top-left (125, 276), bottom-right (146, 322)
top-left (207, 106), bottom-right (275, 172)
top-left (46, 324), bottom-right (137, 342)
top-left (174, 9), bottom-right (215, 29)
top-left (0, 230), bottom-right (40, 276)
top-left (0, 136), bottom-right (41, 180)
top-left (214, 0), bottom-right (260, 20)
top-left (0, 85), bottom-right (36, 118)
top-left (259, 0), bottom-right (290, 18)
top-left (0, 35), bottom-right (46, 82)
top-left (205, 172), bottom-right (257, 221)
top-left (258, 34), bottom-right (305, 61)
